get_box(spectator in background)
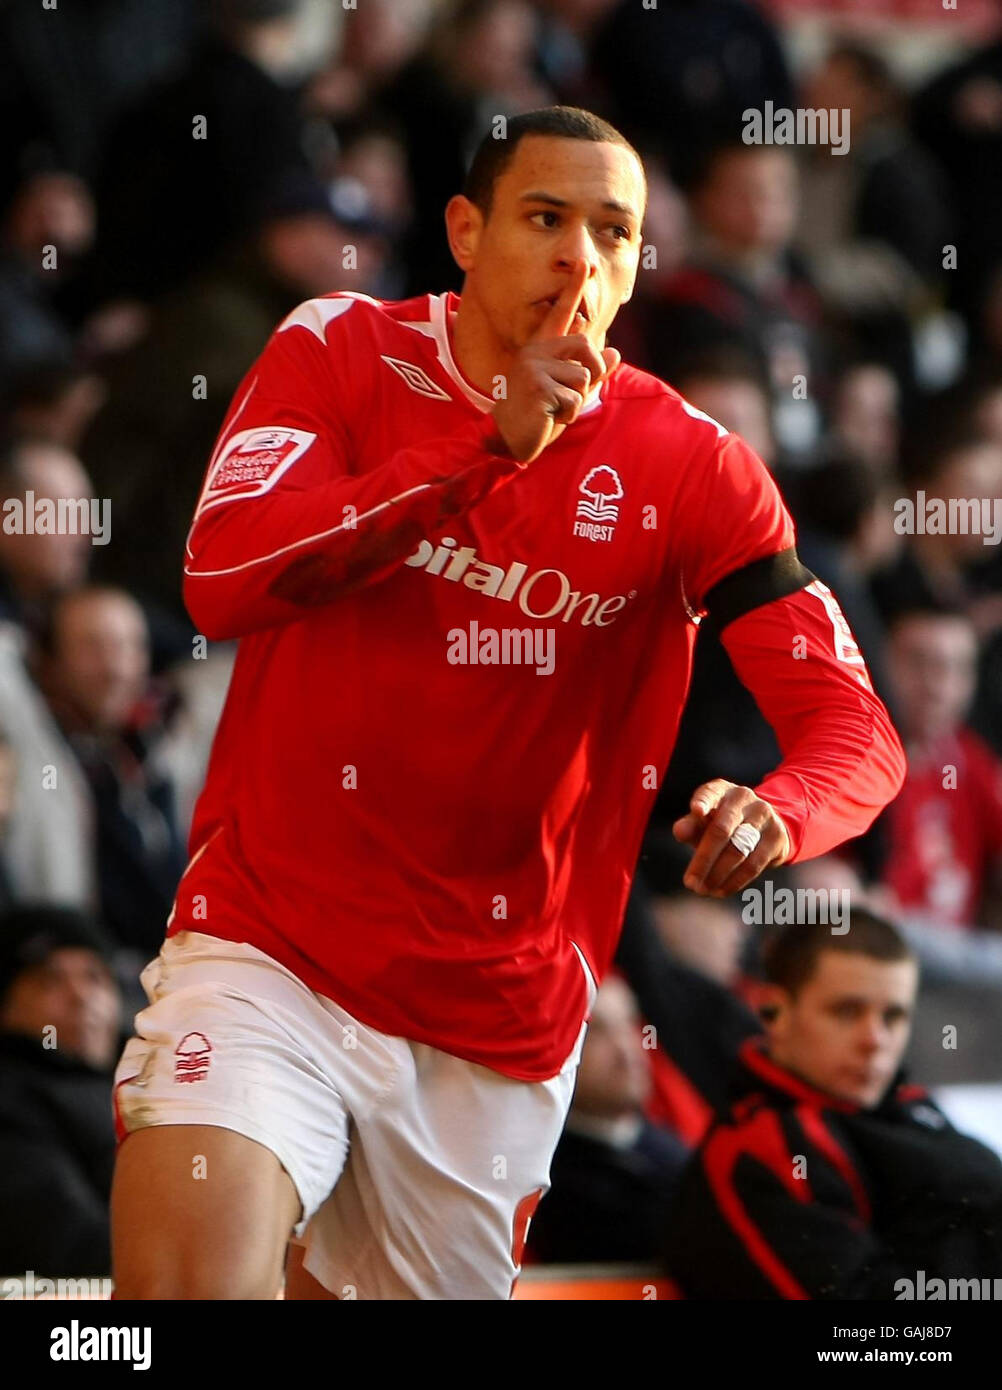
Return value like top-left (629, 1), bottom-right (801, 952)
top-left (962, 373), bottom-right (1002, 449)
top-left (604, 153), bottom-right (689, 372)
top-left (616, 858), bottom-right (762, 1149)
top-left (670, 347), bottom-right (775, 467)
top-left (831, 362), bottom-right (900, 477)
top-left (590, 0), bottom-right (793, 167)
top-left (0, 0), bottom-right (201, 214)
top-left (665, 912), bottom-right (1002, 1299)
top-left (0, 170), bottom-right (95, 381)
top-left (35, 587), bottom-right (185, 961)
top-left (648, 891), bottom-right (748, 992)
top-left (888, 382), bottom-right (1002, 753)
top-left (82, 0), bottom-right (326, 311)
top-left (913, 35), bottom-right (1002, 337)
top-left (0, 906), bottom-right (121, 1278)
top-left (2, 361), bottom-right (107, 455)
top-left (303, 0), bottom-right (434, 127)
top-left (796, 43), bottom-right (952, 394)
top-left (0, 435), bottom-right (93, 634)
top-left (879, 606), bottom-right (1002, 931)
top-left (871, 432), bottom-right (1002, 655)
top-left (533, 0), bottom-right (620, 110)
top-left (0, 436), bottom-right (95, 907)
top-left (383, 0), bottom-right (553, 293)
top-left (647, 143), bottom-right (826, 462)
top-left (526, 974), bottom-right (689, 1265)
top-left (330, 115), bottom-right (414, 261)
top-left (81, 173), bottom-right (391, 628)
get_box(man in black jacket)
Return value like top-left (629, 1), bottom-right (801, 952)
top-left (0, 905), bottom-right (121, 1278)
top-left (525, 973), bottom-right (689, 1265)
top-left (665, 909), bottom-right (1002, 1299)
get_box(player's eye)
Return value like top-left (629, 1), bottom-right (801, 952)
top-left (529, 210), bottom-right (560, 228)
top-left (607, 224), bottom-right (631, 241)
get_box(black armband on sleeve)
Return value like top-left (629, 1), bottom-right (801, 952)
top-left (702, 547), bottom-right (816, 632)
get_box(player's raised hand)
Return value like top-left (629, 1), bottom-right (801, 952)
top-left (492, 258), bottom-right (621, 463)
top-left (672, 778), bottom-right (791, 897)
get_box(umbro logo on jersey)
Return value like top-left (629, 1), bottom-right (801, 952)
top-left (380, 355), bottom-right (452, 401)
top-left (573, 465), bottom-right (624, 543)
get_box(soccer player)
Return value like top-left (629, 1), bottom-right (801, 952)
top-left (111, 107), bottom-right (906, 1300)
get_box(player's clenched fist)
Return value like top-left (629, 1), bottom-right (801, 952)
top-left (492, 259), bottom-right (621, 462)
top-left (673, 778), bottom-right (791, 897)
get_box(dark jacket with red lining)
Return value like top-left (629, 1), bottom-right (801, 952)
top-left (664, 1036), bottom-right (1002, 1299)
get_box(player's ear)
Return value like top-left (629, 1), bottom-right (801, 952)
top-left (445, 194), bottom-right (483, 273)
top-left (757, 983), bottom-right (789, 1034)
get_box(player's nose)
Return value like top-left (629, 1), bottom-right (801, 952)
top-left (554, 224), bottom-right (599, 279)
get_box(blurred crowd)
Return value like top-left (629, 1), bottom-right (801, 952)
top-left (1, 0), bottom-right (1001, 1294)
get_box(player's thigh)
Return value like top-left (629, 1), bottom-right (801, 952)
top-left (111, 933), bottom-right (356, 1298)
top-left (113, 1124), bottom-right (301, 1300)
top-left (301, 1029), bottom-right (584, 1300)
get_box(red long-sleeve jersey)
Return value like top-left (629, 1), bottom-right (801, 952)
top-left (173, 289), bottom-right (906, 1080)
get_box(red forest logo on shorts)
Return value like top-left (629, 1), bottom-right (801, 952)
top-left (174, 1032), bottom-right (213, 1084)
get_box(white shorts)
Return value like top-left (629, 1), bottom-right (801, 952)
top-left (113, 931), bottom-right (595, 1300)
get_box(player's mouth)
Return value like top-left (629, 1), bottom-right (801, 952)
top-left (537, 294), bottom-right (591, 323)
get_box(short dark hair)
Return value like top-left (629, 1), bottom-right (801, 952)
top-left (792, 447), bottom-right (880, 544)
top-left (463, 106), bottom-right (645, 219)
top-left (35, 583), bottom-right (143, 661)
top-left (762, 908), bottom-right (915, 997)
top-left (827, 42), bottom-right (897, 105)
top-left (673, 344), bottom-right (771, 400)
top-left (885, 601), bottom-right (974, 634)
top-left (681, 138), bottom-right (792, 196)
top-left (0, 905), bottom-right (115, 1008)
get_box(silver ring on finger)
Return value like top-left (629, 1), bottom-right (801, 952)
top-left (729, 823), bottom-right (762, 858)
